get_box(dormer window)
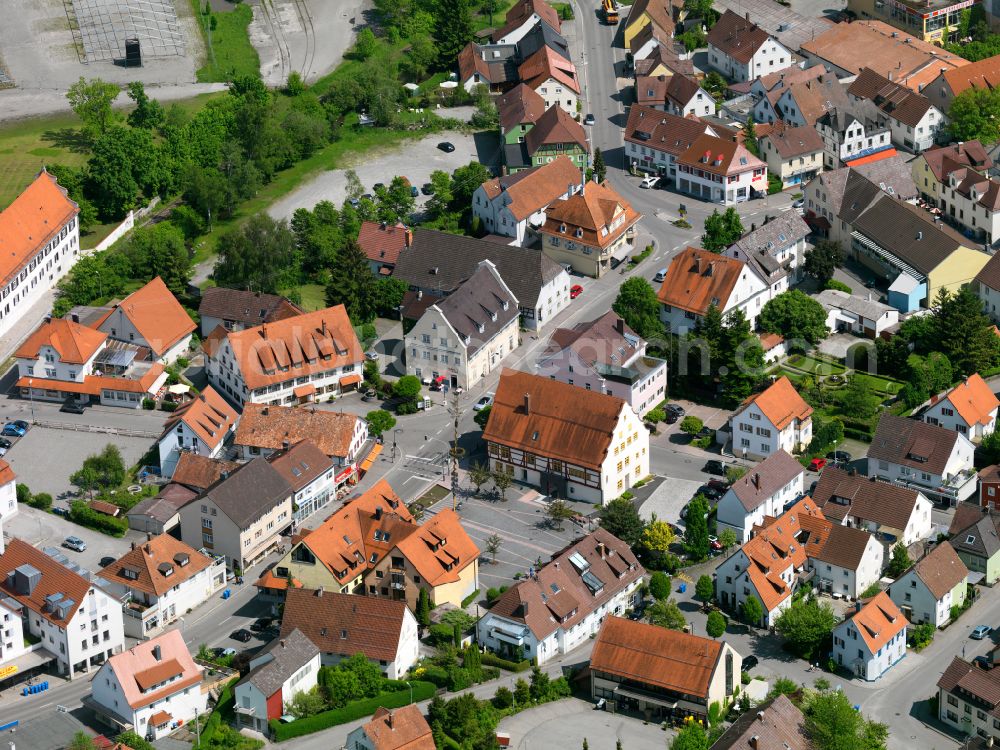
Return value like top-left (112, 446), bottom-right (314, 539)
top-left (559, 223), bottom-right (566, 233)
top-left (477, 323), bottom-right (485, 334)
top-left (490, 311), bottom-right (497, 322)
top-left (574, 228), bottom-right (583, 238)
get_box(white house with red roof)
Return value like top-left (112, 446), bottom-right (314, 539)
top-left (14, 317), bottom-right (168, 408)
top-left (728, 376), bottom-right (813, 459)
top-left (95, 277), bottom-right (196, 364)
top-left (492, 0), bottom-right (562, 46)
top-left (156, 386), bottom-right (239, 480)
top-left (922, 373), bottom-right (999, 442)
top-left (0, 170), bottom-right (80, 340)
top-left (518, 47), bottom-right (580, 115)
top-left (0, 461), bottom-right (17, 523)
top-left (88, 629), bottom-right (207, 740)
top-left (715, 450), bottom-right (805, 543)
top-left (831, 592), bottom-right (907, 681)
top-left (0, 539), bottom-right (125, 679)
top-left (675, 134), bottom-right (768, 205)
top-left (356, 221), bottom-right (411, 276)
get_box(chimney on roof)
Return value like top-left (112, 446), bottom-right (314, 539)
top-left (375, 506), bottom-right (383, 520)
top-left (280, 639), bottom-right (286, 649)
top-left (856, 600), bottom-right (863, 613)
top-left (757, 711), bottom-right (765, 722)
top-left (615, 318), bottom-right (625, 334)
top-left (131, 541), bottom-right (136, 551)
top-left (706, 262), bottom-right (715, 277)
top-left (916, 231), bottom-right (923, 240)
top-left (262, 406), bottom-right (269, 416)
top-left (750, 736), bottom-right (760, 749)
top-left (405, 228), bottom-right (413, 247)
top-left (153, 644), bottom-right (162, 661)
top-left (315, 587), bottom-right (323, 597)
top-left (283, 439), bottom-right (290, 450)
top-left (71, 312), bottom-right (79, 324)
top-left (144, 543), bottom-right (151, 555)
top-left (598, 542), bottom-right (606, 559)
top-left (388, 710), bottom-right (394, 729)
top-left (380, 221), bottom-right (387, 230)
top-left (695, 255), bottom-right (702, 273)
top-left (524, 393), bottom-right (531, 414)
top-left (753, 473), bottom-right (761, 491)
top-left (261, 323), bottom-right (268, 339)
top-left (321, 318), bottom-right (327, 336)
top-left (746, 11), bottom-right (750, 20)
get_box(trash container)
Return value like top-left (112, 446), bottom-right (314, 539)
top-left (679, 583), bottom-right (687, 594)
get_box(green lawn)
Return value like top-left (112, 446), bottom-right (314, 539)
top-left (0, 112), bottom-right (89, 208)
top-left (784, 354), bottom-right (847, 376)
top-left (296, 283), bottom-right (326, 311)
top-left (852, 372), bottom-right (904, 396)
top-left (191, 2), bottom-right (260, 83)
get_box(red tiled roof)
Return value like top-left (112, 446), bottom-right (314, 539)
top-left (519, 47), bottom-right (580, 94)
top-left (99, 535), bottom-right (215, 597)
top-left (935, 374), bottom-right (999, 428)
top-left (0, 170), bottom-right (78, 288)
top-left (0, 538), bottom-right (92, 626)
top-left (655, 246), bottom-right (745, 316)
top-left (95, 277), bottom-right (195, 357)
top-left (15, 318), bottom-right (107, 365)
top-left (159, 386), bottom-right (237, 451)
top-left (737, 376), bottom-right (812, 430)
top-left (843, 592), bottom-right (906, 656)
top-left (357, 221), bottom-right (410, 267)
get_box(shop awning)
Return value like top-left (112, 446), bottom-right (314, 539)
top-left (335, 466), bottom-right (355, 484)
top-left (293, 383), bottom-right (316, 398)
top-left (340, 374), bottom-right (362, 387)
top-left (358, 444), bottom-right (383, 473)
top-left (433, 375), bottom-right (447, 384)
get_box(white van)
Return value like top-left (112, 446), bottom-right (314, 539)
top-left (640, 175), bottom-right (659, 189)
top-left (654, 268), bottom-right (668, 283)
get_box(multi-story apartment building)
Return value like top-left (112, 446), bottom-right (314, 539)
top-left (728, 376), bottom-right (813, 459)
top-left (624, 106), bottom-right (717, 183)
top-left (156, 386), bottom-right (238, 480)
top-left (938, 656), bottom-right (1000, 743)
top-left (706, 10), bottom-right (792, 83)
top-left (831, 593), bottom-right (907, 681)
top-left (714, 450), bottom-right (805, 543)
top-left (675, 134), bottom-right (768, 205)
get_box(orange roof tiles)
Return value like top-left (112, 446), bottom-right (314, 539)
top-left (739, 376), bottom-right (813, 430)
top-left (844, 148), bottom-right (899, 168)
top-left (937, 53), bottom-right (1000, 98)
top-left (235, 402), bottom-right (362, 458)
top-left (99, 535), bottom-right (216, 597)
top-left (160, 386), bottom-right (237, 452)
top-left (17, 362), bottom-right (168, 396)
top-left (357, 221), bottom-right (411, 267)
top-left (0, 538), bottom-right (93, 626)
top-left (590, 616), bottom-right (725, 699)
top-left (843, 592), bottom-right (906, 656)
top-left (15, 318), bottom-right (107, 364)
top-left (0, 170), bottom-right (78, 288)
top-left (362, 705), bottom-right (435, 750)
top-left (677, 134), bottom-right (766, 176)
top-left (936, 373), bottom-right (999, 427)
top-left (96, 277), bottom-right (195, 357)
top-left (479, 156), bottom-right (582, 221)
top-left (482, 368), bottom-right (626, 470)
top-left (394, 508), bottom-right (479, 586)
top-left (518, 47), bottom-right (580, 94)
top-left (655, 246), bottom-right (746, 316)
top-left (0, 460), bottom-right (15, 487)
top-left (540, 181), bottom-right (641, 249)
top-left (220, 305), bottom-right (363, 391)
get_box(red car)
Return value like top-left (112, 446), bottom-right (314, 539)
top-left (809, 457), bottom-right (827, 472)
top-left (570, 284), bottom-right (583, 299)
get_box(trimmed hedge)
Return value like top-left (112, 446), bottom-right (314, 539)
top-left (480, 652), bottom-right (531, 672)
top-left (200, 678), bottom-right (237, 746)
top-left (269, 680), bottom-right (436, 741)
top-left (69, 500), bottom-right (128, 537)
top-left (460, 588), bottom-right (481, 608)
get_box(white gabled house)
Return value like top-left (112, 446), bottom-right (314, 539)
top-left (156, 386), bottom-right (239, 480)
top-left (888, 541), bottom-right (969, 628)
top-left (922, 373), bottom-right (999, 442)
top-left (728, 376), bottom-right (813, 460)
top-left (476, 530), bottom-right (644, 665)
top-left (715, 450), bottom-right (805, 543)
top-left (831, 593), bottom-right (907, 681)
top-left (706, 10), bottom-right (792, 83)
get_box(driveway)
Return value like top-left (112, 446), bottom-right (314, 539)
top-left (498, 698), bottom-right (675, 750)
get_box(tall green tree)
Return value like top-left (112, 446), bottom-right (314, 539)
top-left (806, 690), bottom-right (888, 750)
top-left (741, 595), bottom-right (764, 626)
top-left (838, 376), bottom-right (880, 419)
top-left (121, 223), bottom-right (192, 295)
top-left (435, 0), bottom-right (475, 65)
top-left (701, 208), bottom-right (744, 252)
top-left (46, 165), bottom-right (98, 232)
top-left (774, 597), bottom-right (837, 659)
top-left (930, 287), bottom-right (1000, 378)
top-left (886, 541), bottom-right (912, 578)
top-left (66, 76), bottom-right (121, 137)
top-left (684, 494), bottom-right (710, 560)
top-left (706, 610), bottom-right (727, 638)
top-left (326, 239), bottom-right (379, 323)
top-left (593, 148), bottom-right (606, 183)
top-left (649, 570), bottom-right (671, 600)
top-left (759, 290), bottom-right (829, 346)
top-left (126, 81), bottom-right (164, 130)
top-left (720, 309), bottom-right (765, 404)
top-left (743, 117), bottom-right (759, 156)
top-left (215, 214), bottom-right (300, 294)
top-left (647, 599), bottom-right (687, 630)
top-left (803, 240), bottom-right (843, 285)
top-left (612, 277), bottom-right (662, 340)
top-left (670, 721), bottom-right (709, 750)
top-left (599, 496), bottom-right (644, 547)
top-left (948, 86), bottom-right (1000, 143)
top-left (695, 574), bottom-right (714, 602)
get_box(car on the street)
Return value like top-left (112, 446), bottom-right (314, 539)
top-left (348, 197), bottom-right (360, 207)
top-left (1, 424), bottom-right (25, 437)
top-left (409, 185), bottom-right (419, 197)
top-left (373, 182), bottom-right (386, 192)
top-left (361, 193), bottom-right (373, 202)
top-left (570, 284), bottom-right (583, 299)
top-left (707, 478), bottom-right (728, 492)
top-left (99, 556), bottom-right (116, 568)
top-left (250, 618), bottom-right (273, 632)
top-left (365, 351), bottom-right (379, 361)
top-left (52, 507), bottom-right (69, 517)
top-left (704, 459), bottom-right (728, 476)
top-left (230, 629), bottom-right (253, 643)
top-left (14, 421), bottom-right (29, 432)
top-left (584, 113), bottom-right (596, 125)
top-left (0, 446), bottom-right (6, 458)
top-left (809, 457), bottom-right (828, 472)
top-left (826, 450), bottom-right (852, 464)
top-left (971, 625), bottom-right (992, 640)
top-left (0, 438), bottom-right (11, 450)
top-left (792, 198), bottom-right (804, 209)
top-left (438, 141), bottom-right (456, 152)
top-left (640, 175), bottom-right (660, 189)
top-left (421, 182), bottom-right (435, 195)
top-left (60, 400), bottom-right (85, 414)
top-left (654, 268), bottom-right (668, 283)
top-left (708, 535), bottom-right (722, 551)
top-left (742, 655), bottom-right (759, 671)
top-left (63, 536), bottom-right (87, 552)
top-left (699, 485), bottom-right (723, 501)
top-left (474, 393), bottom-right (494, 411)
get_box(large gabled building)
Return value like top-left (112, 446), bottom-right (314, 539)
top-left (95, 277), bottom-right (195, 364)
top-left (482, 368), bottom-right (649, 504)
top-left (623, 105), bottom-right (717, 183)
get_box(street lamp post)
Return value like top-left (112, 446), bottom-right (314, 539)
top-left (392, 429), bottom-right (402, 462)
top-left (27, 378), bottom-right (33, 424)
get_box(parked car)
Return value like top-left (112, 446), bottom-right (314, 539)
top-left (474, 393), bottom-right (494, 411)
top-left (742, 655), bottom-right (759, 671)
top-left (219, 647), bottom-right (237, 657)
top-left (60, 400), bottom-right (85, 414)
top-left (52, 507), bottom-right (69, 517)
top-left (230, 629), bottom-right (253, 643)
top-left (707, 478), bottom-right (728, 492)
top-left (409, 185), bottom-right (419, 197)
top-left (570, 284), bottom-right (584, 299)
top-left (421, 182), bottom-right (435, 195)
top-left (373, 182), bottom-right (386, 192)
top-left (640, 175), bottom-right (660, 189)
top-left (699, 485), bottom-right (722, 501)
top-left (708, 535), bottom-right (722, 551)
top-left (14, 421), bottom-right (29, 432)
top-left (792, 198), bottom-right (804, 209)
top-left (826, 450), bottom-right (852, 465)
top-left (365, 351), bottom-right (379, 361)
top-left (99, 556), bottom-right (116, 568)
top-left (63, 536), bottom-right (87, 552)
top-left (250, 618), bottom-right (273, 633)
top-left (809, 457), bottom-right (827, 472)
top-left (654, 268), bottom-right (668, 283)
top-left (584, 113), bottom-right (596, 125)
top-left (0, 438), bottom-right (11, 450)
top-left (971, 625), bottom-right (992, 640)
top-left (348, 197), bottom-right (360, 207)
top-left (704, 459), bottom-right (728, 476)
top-left (1, 424), bottom-right (25, 437)
top-left (665, 403), bottom-right (686, 419)
top-left (438, 141), bottom-right (456, 152)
